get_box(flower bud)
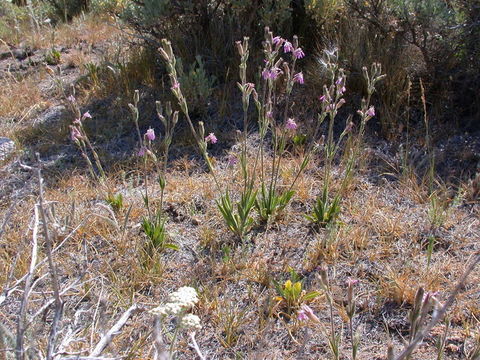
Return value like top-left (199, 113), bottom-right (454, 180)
top-left (198, 121), bottom-right (205, 139)
top-left (292, 35), bottom-right (299, 49)
top-left (158, 175), bottom-right (166, 190)
top-left (165, 101), bottom-right (172, 117)
top-left (235, 41), bottom-right (244, 56)
top-left (172, 111), bottom-right (179, 127)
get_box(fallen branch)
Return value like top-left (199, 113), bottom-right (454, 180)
top-left (90, 304), bottom-right (140, 357)
top-left (15, 205), bottom-right (40, 360)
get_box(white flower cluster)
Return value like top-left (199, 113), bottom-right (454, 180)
top-left (168, 286), bottom-right (198, 308)
top-left (180, 314), bottom-right (202, 331)
top-left (150, 286), bottom-right (199, 317)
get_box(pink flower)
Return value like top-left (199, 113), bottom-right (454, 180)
top-left (319, 95), bottom-right (327, 103)
top-left (205, 133), bottom-right (217, 144)
top-left (298, 305), bottom-right (320, 323)
top-left (73, 118), bottom-right (81, 125)
top-left (227, 154), bottom-right (238, 166)
top-left (262, 69), bottom-right (270, 80)
top-left (271, 68), bottom-right (282, 79)
top-left (297, 309), bottom-right (308, 321)
top-left (262, 67), bottom-right (282, 80)
top-left (293, 72), bottom-right (304, 84)
top-left (293, 47), bottom-right (305, 59)
top-left (336, 98), bottom-right (346, 109)
top-left (273, 36), bottom-right (283, 45)
top-left (346, 278), bottom-right (359, 287)
top-left (266, 111), bottom-right (274, 120)
top-left (145, 128), bottom-right (155, 141)
top-left (70, 126), bottom-right (81, 141)
top-left (283, 41), bottom-right (294, 53)
top-left (82, 111), bottom-right (92, 119)
top-left (366, 106), bottom-right (375, 117)
top-left (67, 95), bottom-right (76, 103)
top-left (171, 80), bottom-right (180, 90)
top-left (286, 118), bottom-right (298, 130)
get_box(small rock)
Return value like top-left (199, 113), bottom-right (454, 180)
top-left (0, 137), bottom-right (15, 161)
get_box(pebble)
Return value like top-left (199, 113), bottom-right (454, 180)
top-left (0, 137), bottom-right (15, 162)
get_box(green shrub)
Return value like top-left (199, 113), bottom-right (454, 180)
top-left (44, 0), bottom-right (90, 22)
top-left (176, 55), bottom-right (216, 116)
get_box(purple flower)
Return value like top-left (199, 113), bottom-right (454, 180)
top-left (336, 98), bottom-right (346, 109)
top-left (138, 147), bottom-right (146, 157)
top-left (346, 278), bottom-right (359, 287)
top-left (297, 309), bottom-right (308, 322)
top-left (271, 67), bottom-right (282, 79)
top-left (171, 80), bottom-right (180, 90)
top-left (227, 154), bottom-right (238, 167)
top-left (319, 95), bottom-right (328, 103)
top-left (266, 111), bottom-right (273, 120)
top-left (366, 106), bottom-right (375, 117)
top-left (293, 47), bottom-right (305, 59)
top-left (82, 111), bottom-right (92, 119)
top-left (262, 69), bottom-right (270, 80)
top-left (262, 67), bottom-right (282, 80)
top-left (73, 118), bottom-right (81, 125)
top-left (273, 36), bottom-right (283, 45)
top-left (283, 41), bottom-right (294, 53)
top-left (70, 126), bottom-right (81, 141)
top-left (286, 118), bottom-right (298, 130)
top-left (338, 86), bottom-right (346, 95)
top-left (205, 133), bottom-right (217, 144)
top-left (298, 305), bottom-right (320, 323)
top-left (145, 128), bottom-right (155, 141)
top-left (293, 72), bottom-right (304, 84)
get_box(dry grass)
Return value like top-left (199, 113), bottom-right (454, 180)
top-left (0, 72), bottom-right (49, 137)
top-left (2, 147), bottom-right (478, 359)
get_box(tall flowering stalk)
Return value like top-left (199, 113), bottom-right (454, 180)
top-left (318, 268), bottom-right (342, 360)
top-left (306, 52), bottom-right (385, 226)
top-left (67, 95), bottom-right (106, 183)
top-left (253, 28), bottom-right (312, 223)
top-left (215, 37), bottom-right (258, 240)
top-left (159, 39), bottom-right (221, 191)
top-left (160, 38), bottom-right (258, 241)
top-left (346, 278), bottom-right (360, 360)
top-left (128, 91), bottom-right (180, 261)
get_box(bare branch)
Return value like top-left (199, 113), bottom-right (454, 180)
top-left (189, 332), bottom-right (206, 360)
top-left (15, 205), bottom-right (40, 360)
top-left (90, 304), bottom-right (140, 357)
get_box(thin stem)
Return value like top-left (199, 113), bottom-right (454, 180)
top-left (35, 154), bottom-right (63, 360)
top-left (168, 322), bottom-right (180, 358)
top-left (143, 157), bottom-right (152, 222)
top-left (349, 317), bottom-right (355, 360)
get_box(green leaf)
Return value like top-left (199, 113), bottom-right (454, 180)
top-left (303, 291), bottom-right (321, 301)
